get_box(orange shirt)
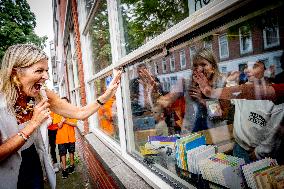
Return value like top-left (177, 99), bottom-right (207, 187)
top-left (98, 97), bottom-right (115, 136)
top-left (53, 114), bottom-right (77, 144)
top-left (48, 112), bottom-right (59, 130)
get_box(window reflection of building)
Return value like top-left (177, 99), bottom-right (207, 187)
top-left (204, 40), bottom-right (213, 50)
top-left (162, 58), bottom-right (167, 73)
top-left (170, 55), bottom-right (175, 72)
top-left (239, 26), bottom-right (253, 54)
top-left (218, 34), bottom-right (229, 59)
top-left (263, 24), bottom-right (280, 49)
top-left (189, 46), bottom-right (196, 66)
top-left (154, 62), bottom-right (158, 75)
top-left (179, 49), bottom-right (186, 69)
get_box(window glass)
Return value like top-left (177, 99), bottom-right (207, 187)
top-left (124, 2), bottom-right (284, 188)
top-left (84, 0), bottom-right (94, 16)
top-left (89, 1), bottom-right (112, 74)
top-left (218, 34), bottom-right (229, 59)
top-left (162, 58), bottom-right (167, 73)
top-left (239, 26), bottom-right (253, 54)
top-left (170, 55), bottom-right (175, 72)
top-left (189, 46), bottom-right (196, 66)
top-left (263, 18), bottom-right (280, 49)
top-left (94, 74), bottom-right (120, 143)
top-left (118, 0), bottom-right (189, 54)
top-left (180, 49), bottom-right (186, 69)
top-left (154, 62), bottom-right (158, 75)
top-left (204, 40), bottom-right (212, 50)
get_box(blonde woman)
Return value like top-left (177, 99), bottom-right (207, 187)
top-left (0, 44), bottom-right (121, 189)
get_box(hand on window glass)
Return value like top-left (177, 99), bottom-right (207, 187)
top-left (138, 67), bottom-right (159, 91)
top-left (99, 70), bottom-right (122, 103)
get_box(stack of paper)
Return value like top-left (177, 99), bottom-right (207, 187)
top-left (242, 158), bottom-right (278, 189)
top-left (199, 153), bottom-right (246, 189)
top-left (187, 145), bottom-right (216, 174)
top-left (175, 133), bottom-right (206, 170)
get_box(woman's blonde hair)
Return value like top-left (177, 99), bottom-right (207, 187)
top-left (0, 44), bottom-right (48, 112)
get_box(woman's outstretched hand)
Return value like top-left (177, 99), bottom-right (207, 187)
top-left (98, 70), bottom-right (122, 103)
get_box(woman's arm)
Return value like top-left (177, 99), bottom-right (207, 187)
top-left (193, 71), bottom-right (278, 101)
top-left (64, 120), bottom-right (77, 127)
top-left (48, 71), bottom-right (122, 120)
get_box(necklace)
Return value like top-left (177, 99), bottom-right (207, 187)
top-left (14, 96), bottom-right (35, 124)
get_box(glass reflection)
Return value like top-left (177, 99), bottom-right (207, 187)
top-left (95, 75), bottom-right (120, 142)
top-left (119, 0), bottom-right (189, 54)
top-left (89, 1), bottom-right (111, 74)
top-left (126, 3), bottom-right (283, 187)
top-left (84, 0), bottom-right (94, 16)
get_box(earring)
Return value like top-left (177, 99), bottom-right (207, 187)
top-left (13, 76), bottom-right (22, 90)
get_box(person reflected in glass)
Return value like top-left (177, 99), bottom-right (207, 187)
top-left (0, 44), bottom-right (121, 189)
top-left (195, 60), bottom-right (284, 163)
top-left (98, 96), bottom-right (117, 138)
top-left (129, 63), bottom-right (163, 116)
top-left (157, 48), bottom-right (232, 133)
top-left (152, 105), bottom-right (168, 136)
top-left (189, 48), bottom-right (232, 132)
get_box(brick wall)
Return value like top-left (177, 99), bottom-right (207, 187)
top-left (70, 0), bottom-right (89, 133)
top-left (75, 130), bottom-right (121, 189)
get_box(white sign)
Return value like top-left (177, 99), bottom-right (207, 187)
top-left (188, 0), bottom-right (213, 15)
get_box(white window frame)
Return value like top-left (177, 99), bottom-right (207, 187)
top-left (218, 33), bottom-right (229, 59)
top-left (263, 25), bottom-right (280, 49)
top-left (180, 49), bottom-right (186, 69)
top-left (170, 55), bottom-right (175, 72)
top-left (239, 26), bottom-right (253, 54)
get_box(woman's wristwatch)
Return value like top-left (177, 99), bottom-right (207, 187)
top-left (97, 98), bottom-right (105, 106)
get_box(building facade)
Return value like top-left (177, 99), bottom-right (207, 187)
top-left (52, 0), bottom-right (284, 188)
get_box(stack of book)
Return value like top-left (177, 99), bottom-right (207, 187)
top-left (186, 145), bottom-right (216, 175)
top-left (199, 153), bottom-right (246, 189)
top-left (148, 135), bottom-right (178, 147)
top-left (254, 165), bottom-right (284, 189)
top-left (175, 133), bottom-right (206, 170)
top-left (140, 135), bottom-right (178, 156)
top-left (242, 158), bottom-right (280, 189)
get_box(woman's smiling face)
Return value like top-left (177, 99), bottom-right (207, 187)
top-left (16, 59), bottom-right (49, 97)
top-left (194, 58), bottom-right (214, 79)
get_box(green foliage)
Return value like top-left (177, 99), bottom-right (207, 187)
top-left (0, 0), bottom-right (47, 61)
top-left (89, 1), bottom-right (111, 73)
top-left (121, 0), bottom-right (189, 52)
top-left (66, 152), bottom-right (80, 166)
